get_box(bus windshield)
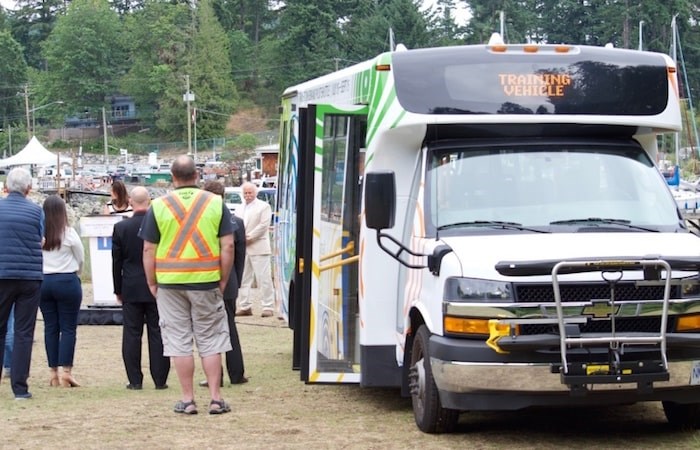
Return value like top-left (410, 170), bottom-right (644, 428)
top-left (427, 139), bottom-right (681, 232)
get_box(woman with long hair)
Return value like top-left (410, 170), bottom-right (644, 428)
top-left (103, 180), bottom-right (132, 216)
top-left (40, 195), bottom-right (85, 387)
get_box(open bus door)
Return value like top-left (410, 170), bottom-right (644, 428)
top-left (293, 104), bottom-right (367, 383)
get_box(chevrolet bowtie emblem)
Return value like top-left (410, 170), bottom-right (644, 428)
top-left (582, 300), bottom-right (620, 319)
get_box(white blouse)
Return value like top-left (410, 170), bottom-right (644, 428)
top-left (43, 226), bottom-right (85, 275)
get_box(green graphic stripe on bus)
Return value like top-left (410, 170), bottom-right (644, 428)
top-left (366, 53), bottom-right (398, 148)
top-left (354, 69), bottom-right (372, 104)
top-left (367, 88), bottom-right (397, 147)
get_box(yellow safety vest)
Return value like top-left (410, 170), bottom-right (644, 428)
top-left (152, 187), bottom-right (223, 284)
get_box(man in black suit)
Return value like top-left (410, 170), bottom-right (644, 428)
top-left (203, 180), bottom-right (248, 385)
top-left (112, 186), bottom-right (170, 390)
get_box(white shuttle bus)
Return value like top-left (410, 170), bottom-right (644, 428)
top-left (273, 36), bottom-right (700, 433)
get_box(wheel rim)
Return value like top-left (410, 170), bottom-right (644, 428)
top-left (411, 336), bottom-right (427, 420)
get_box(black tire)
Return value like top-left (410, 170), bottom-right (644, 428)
top-left (409, 325), bottom-right (459, 433)
top-left (663, 401), bottom-right (700, 429)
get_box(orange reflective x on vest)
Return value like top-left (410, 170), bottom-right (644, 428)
top-left (152, 187), bottom-right (223, 284)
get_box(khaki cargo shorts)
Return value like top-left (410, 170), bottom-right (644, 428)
top-left (156, 287), bottom-right (232, 357)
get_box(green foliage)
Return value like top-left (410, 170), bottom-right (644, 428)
top-left (232, 132), bottom-right (258, 150)
top-left (9, 0), bottom-right (64, 68)
top-left (189, 0), bottom-right (239, 139)
top-left (0, 30), bottom-right (27, 128)
top-left (120, 0), bottom-right (238, 142)
top-left (40, 0), bottom-right (127, 119)
top-left (221, 131), bottom-right (257, 167)
top-left (120, 0), bottom-right (191, 138)
top-left (0, 0), bottom-right (699, 144)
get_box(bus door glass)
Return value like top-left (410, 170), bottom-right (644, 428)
top-left (307, 104), bottom-right (367, 383)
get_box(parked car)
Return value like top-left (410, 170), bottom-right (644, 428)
top-left (224, 186), bottom-right (243, 216)
top-left (257, 187), bottom-right (276, 208)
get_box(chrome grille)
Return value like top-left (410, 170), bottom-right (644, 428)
top-left (521, 317), bottom-right (675, 335)
top-left (514, 282), bottom-right (678, 303)
top-left (515, 282), bottom-right (680, 335)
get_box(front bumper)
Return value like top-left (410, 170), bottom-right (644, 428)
top-left (429, 334), bottom-right (700, 411)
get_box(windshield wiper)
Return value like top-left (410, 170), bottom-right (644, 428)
top-left (438, 221), bottom-right (549, 233)
top-left (549, 217), bottom-right (659, 232)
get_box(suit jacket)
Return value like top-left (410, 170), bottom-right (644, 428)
top-left (223, 215), bottom-right (246, 301)
top-left (112, 211), bottom-right (154, 303)
top-left (242, 198), bottom-right (271, 255)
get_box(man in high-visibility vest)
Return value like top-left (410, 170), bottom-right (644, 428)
top-left (140, 155), bottom-right (235, 415)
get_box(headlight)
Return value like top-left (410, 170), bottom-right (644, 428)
top-left (444, 277), bottom-right (513, 302)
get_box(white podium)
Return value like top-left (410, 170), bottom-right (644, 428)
top-left (79, 215), bottom-right (125, 306)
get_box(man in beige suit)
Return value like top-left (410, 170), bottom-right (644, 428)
top-left (236, 182), bottom-right (275, 317)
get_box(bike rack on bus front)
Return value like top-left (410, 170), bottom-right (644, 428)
top-left (551, 259), bottom-right (672, 394)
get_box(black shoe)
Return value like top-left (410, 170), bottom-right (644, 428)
top-left (231, 376), bottom-right (249, 385)
top-left (126, 383), bottom-right (143, 390)
top-left (155, 384), bottom-right (168, 390)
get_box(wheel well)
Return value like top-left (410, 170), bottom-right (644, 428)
top-left (401, 307), bottom-right (426, 397)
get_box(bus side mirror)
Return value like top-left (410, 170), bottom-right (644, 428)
top-left (365, 171), bottom-right (396, 230)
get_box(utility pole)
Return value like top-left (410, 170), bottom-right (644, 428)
top-left (185, 75), bottom-right (193, 155)
top-left (6, 126), bottom-right (11, 158)
top-left (193, 107), bottom-right (197, 159)
top-left (24, 84), bottom-right (30, 138)
top-left (103, 107), bottom-right (108, 164)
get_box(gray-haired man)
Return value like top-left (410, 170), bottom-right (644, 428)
top-left (0, 167), bottom-right (44, 399)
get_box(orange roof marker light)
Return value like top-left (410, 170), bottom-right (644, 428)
top-left (376, 63), bottom-right (391, 71)
top-left (488, 32), bottom-right (507, 52)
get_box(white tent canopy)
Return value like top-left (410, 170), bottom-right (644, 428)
top-left (0, 136), bottom-right (70, 167)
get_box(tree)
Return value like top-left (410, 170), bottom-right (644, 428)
top-left (465, 0), bottom-right (541, 44)
top-left (109, 0), bottom-right (145, 17)
top-left (339, 0), bottom-right (434, 71)
top-left (222, 131), bottom-right (258, 181)
top-left (40, 0), bottom-right (127, 120)
top-left (426, 0), bottom-right (468, 45)
top-left (188, 0), bottom-right (239, 139)
top-left (9, 0), bottom-right (64, 69)
top-left (211, 0), bottom-right (278, 101)
top-left (260, 1), bottom-right (344, 106)
top-left (121, 0), bottom-right (191, 137)
top-left (0, 30), bottom-right (28, 153)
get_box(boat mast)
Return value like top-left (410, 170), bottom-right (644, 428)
top-left (672, 15), bottom-right (680, 168)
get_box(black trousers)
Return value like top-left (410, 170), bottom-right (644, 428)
top-left (122, 302), bottom-right (170, 387)
top-left (0, 279), bottom-right (41, 396)
top-left (224, 298), bottom-right (245, 383)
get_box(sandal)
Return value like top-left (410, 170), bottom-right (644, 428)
top-left (208, 399), bottom-right (231, 415)
top-left (174, 400), bottom-right (198, 415)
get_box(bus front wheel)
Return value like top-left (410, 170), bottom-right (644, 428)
top-left (663, 401), bottom-right (700, 429)
top-left (408, 325), bottom-right (459, 433)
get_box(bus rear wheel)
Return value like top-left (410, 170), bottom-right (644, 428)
top-left (408, 325), bottom-right (459, 433)
top-left (663, 401), bottom-right (700, 429)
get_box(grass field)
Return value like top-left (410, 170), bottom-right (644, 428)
top-left (3, 285), bottom-right (700, 449)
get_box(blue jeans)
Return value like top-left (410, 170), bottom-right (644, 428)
top-left (40, 273), bottom-right (82, 368)
top-left (3, 305), bottom-right (14, 370)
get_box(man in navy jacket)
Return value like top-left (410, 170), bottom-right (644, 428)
top-left (0, 167), bottom-right (44, 399)
top-left (203, 180), bottom-right (248, 385)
